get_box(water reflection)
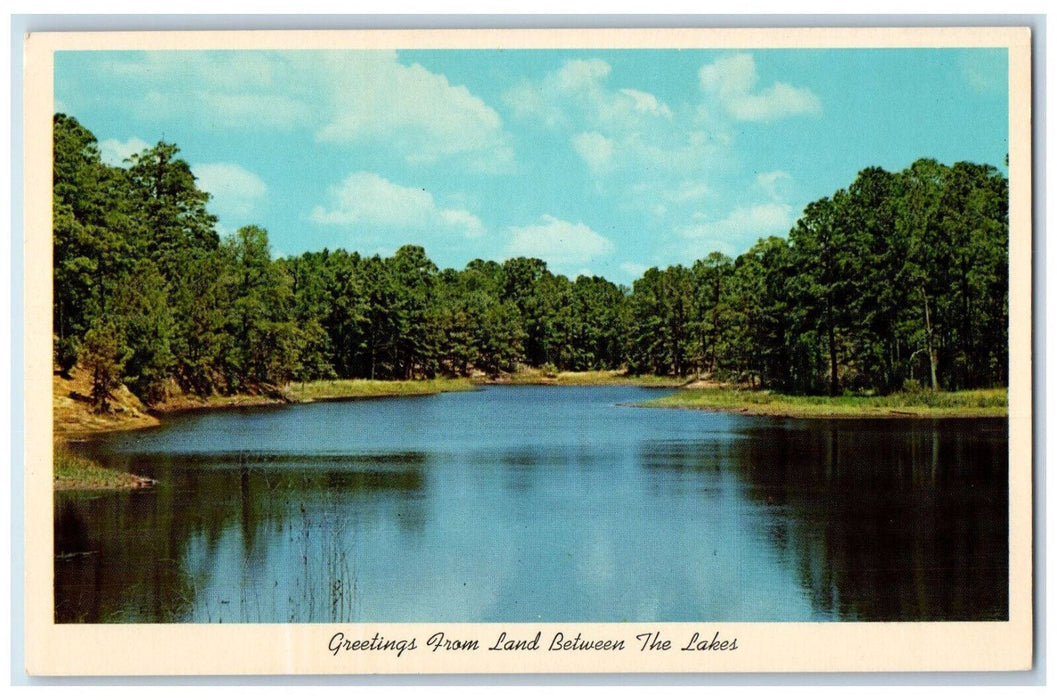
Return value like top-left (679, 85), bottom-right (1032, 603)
top-left (640, 418), bottom-right (1008, 621)
top-left (55, 452), bottom-right (427, 623)
top-left (55, 388), bottom-right (1008, 623)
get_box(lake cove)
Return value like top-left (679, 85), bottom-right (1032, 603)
top-left (57, 385), bottom-right (1008, 624)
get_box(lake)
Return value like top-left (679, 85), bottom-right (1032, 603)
top-left (55, 385), bottom-right (1008, 623)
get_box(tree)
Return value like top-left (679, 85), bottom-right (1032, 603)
top-left (690, 252), bottom-right (733, 375)
top-left (221, 226), bottom-right (301, 389)
top-left (501, 257), bottom-right (553, 366)
top-left (52, 110), bottom-right (1010, 401)
top-left (52, 114), bottom-right (136, 371)
top-left (895, 159), bottom-right (948, 391)
top-left (389, 245), bottom-right (440, 379)
top-left (727, 238), bottom-right (794, 389)
top-left (79, 321), bottom-right (128, 412)
top-left (280, 252), bottom-right (336, 381)
top-left (936, 162), bottom-right (1009, 388)
top-left (125, 142), bottom-right (218, 278)
top-left (789, 193), bottom-right (864, 395)
top-left (841, 167), bottom-right (903, 391)
top-left (625, 266), bottom-right (693, 377)
top-left (111, 259), bottom-right (175, 403)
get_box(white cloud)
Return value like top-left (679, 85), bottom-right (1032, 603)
top-left (98, 137), bottom-right (150, 167)
top-left (192, 163), bottom-right (268, 220)
top-left (677, 202), bottom-right (794, 249)
top-left (619, 88), bottom-right (674, 119)
top-left (699, 54), bottom-right (821, 122)
top-left (79, 51), bottom-right (514, 172)
top-left (755, 170), bottom-right (793, 200)
top-left (507, 215), bottom-right (614, 267)
top-left (619, 262), bottom-right (649, 279)
top-left (440, 209), bottom-right (486, 239)
top-left (555, 58), bottom-right (612, 91)
top-left (310, 171), bottom-right (485, 240)
top-left (313, 52), bottom-right (514, 172)
top-left (670, 180), bottom-right (711, 203)
top-left (625, 179), bottom-right (711, 222)
top-left (503, 81), bottom-right (554, 125)
top-left (504, 57), bottom-right (714, 185)
top-left (571, 131), bottom-right (614, 175)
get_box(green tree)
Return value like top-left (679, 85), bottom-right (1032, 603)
top-left (841, 167), bottom-right (903, 391)
top-left (110, 259), bottom-right (175, 403)
top-left (221, 226), bottom-right (301, 389)
top-left (626, 266), bottom-right (693, 377)
top-left (788, 193), bottom-right (865, 395)
top-left (389, 245), bottom-right (440, 379)
top-left (689, 252), bottom-right (734, 375)
top-left (52, 114), bottom-right (137, 371)
top-left (895, 159), bottom-right (948, 390)
top-left (125, 142), bottom-right (219, 278)
top-left (79, 321), bottom-right (128, 412)
top-left (727, 238), bottom-right (794, 389)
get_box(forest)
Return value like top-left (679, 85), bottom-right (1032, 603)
top-left (53, 113), bottom-right (1009, 408)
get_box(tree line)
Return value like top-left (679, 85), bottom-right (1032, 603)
top-left (53, 113), bottom-right (1008, 407)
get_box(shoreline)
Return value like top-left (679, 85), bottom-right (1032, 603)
top-left (633, 387), bottom-right (1008, 419)
top-left (479, 369), bottom-right (685, 388)
top-left (54, 372), bottom-right (1008, 490)
top-left (53, 375), bottom-right (479, 490)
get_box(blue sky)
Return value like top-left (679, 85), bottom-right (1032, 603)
top-left (54, 48), bottom-right (1008, 283)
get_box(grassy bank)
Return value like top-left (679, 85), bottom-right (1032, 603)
top-left (53, 371), bottom-right (477, 489)
top-left (54, 444), bottom-right (155, 491)
top-left (285, 376), bottom-right (475, 401)
top-left (638, 387), bottom-right (1008, 418)
top-left (489, 368), bottom-right (686, 387)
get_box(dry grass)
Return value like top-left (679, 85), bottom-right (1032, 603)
top-left (52, 369), bottom-right (160, 438)
top-left (489, 368), bottom-right (686, 387)
top-left (285, 377), bottom-right (475, 401)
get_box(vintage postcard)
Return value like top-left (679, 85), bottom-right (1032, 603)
top-left (22, 26), bottom-right (1033, 675)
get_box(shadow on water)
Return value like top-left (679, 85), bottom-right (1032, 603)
top-left (640, 418), bottom-right (1008, 621)
top-left (54, 450), bottom-right (428, 623)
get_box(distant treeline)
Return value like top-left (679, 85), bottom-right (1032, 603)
top-left (53, 113), bottom-right (1008, 407)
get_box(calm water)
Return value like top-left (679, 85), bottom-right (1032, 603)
top-left (55, 385), bottom-right (1008, 623)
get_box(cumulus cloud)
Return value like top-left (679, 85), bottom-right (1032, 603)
top-left (503, 56), bottom-right (727, 199)
top-left (98, 136), bottom-right (151, 167)
top-left (699, 54), bottom-right (821, 122)
top-left (313, 52), bottom-right (514, 172)
top-left (310, 171), bottom-right (485, 239)
top-left (556, 58), bottom-right (612, 91)
top-left (618, 88), bottom-right (674, 119)
top-left (571, 131), bottom-right (615, 175)
top-left (754, 170), bottom-right (793, 200)
top-left (192, 162), bottom-right (268, 220)
top-left (507, 215), bottom-right (614, 267)
top-left (439, 209), bottom-right (486, 239)
top-left (76, 50), bottom-right (514, 172)
top-left (676, 202), bottom-right (794, 253)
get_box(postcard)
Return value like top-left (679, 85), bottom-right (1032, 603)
top-left (22, 25), bottom-right (1033, 675)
